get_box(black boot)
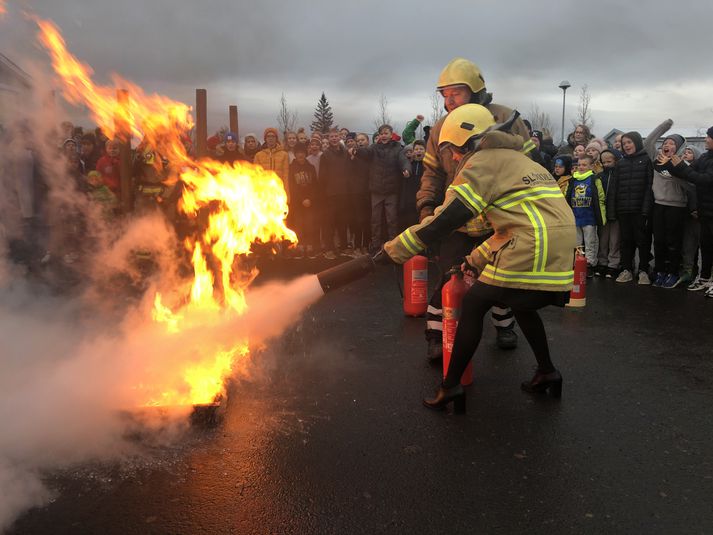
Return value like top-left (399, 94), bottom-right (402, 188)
top-left (496, 326), bottom-right (518, 350)
top-left (427, 338), bottom-right (443, 366)
top-left (521, 369), bottom-right (562, 398)
top-left (423, 384), bottom-right (466, 413)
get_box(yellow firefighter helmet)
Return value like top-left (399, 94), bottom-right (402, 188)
top-left (437, 58), bottom-right (486, 94)
top-left (439, 104), bottom-right (496, 149)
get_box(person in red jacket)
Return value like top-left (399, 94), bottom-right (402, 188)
top-left (94, 138), bottom-right (121, 196)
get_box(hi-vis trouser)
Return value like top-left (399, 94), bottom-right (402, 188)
top-left (425, 231), bottom-right (514, 342)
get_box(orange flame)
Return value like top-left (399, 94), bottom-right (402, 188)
top-left (37, 18), bottom-right (297, 407)
top-left (0, 1), bottom-right (6, 15)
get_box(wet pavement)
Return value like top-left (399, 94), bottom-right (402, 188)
top-left (10, 259), bottom-right (713, 534)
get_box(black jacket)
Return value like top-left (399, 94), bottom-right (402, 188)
top-left (355, 141), bottom-right (410, 196)
top-left (319, 144), bottom-right (351, 197)
top-left (669, 150), bottom-right (713, 218)
top-left (607, 133), bottom-right (653, 219)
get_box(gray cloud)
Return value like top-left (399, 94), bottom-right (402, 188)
top-left (2, 0), bottom-right (712, 138)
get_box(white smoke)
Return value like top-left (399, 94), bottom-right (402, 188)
top-left (0, 45), bottom-right (325, 535)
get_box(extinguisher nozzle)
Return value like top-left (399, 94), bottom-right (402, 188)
top-left (316, 255), bottom-right (375, 294)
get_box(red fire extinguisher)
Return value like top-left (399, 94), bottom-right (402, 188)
top-left (567, 247), bottom-right (587, 307)
top-left (403, 255), bottom-right (429, 317)
top-left (442, 266), bottom-right (473, 386)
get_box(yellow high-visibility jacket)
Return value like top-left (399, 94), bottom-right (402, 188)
top-left (385, 131), bottom-right (576, 292)
top-left (416, 102), bottom-right (535, 237)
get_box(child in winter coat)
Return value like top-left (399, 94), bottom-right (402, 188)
top-left (553, 155), bottom-right (573, 194)
top-left (607, 131), bottom-right (654, 284)
top-left (566, 155), bottom-right (606, 277)
top-left (287, 143), bottom-right (318, 257)
top-left (595, 149), bottom-right (622, 277)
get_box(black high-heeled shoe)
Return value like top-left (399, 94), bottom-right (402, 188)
top-left (521, 369), bottom-right (562, 398)
top-left (423, 384), bottom-right (466, 413)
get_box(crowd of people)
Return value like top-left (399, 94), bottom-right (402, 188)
top-left (2, 89), bottom-right (713, 300)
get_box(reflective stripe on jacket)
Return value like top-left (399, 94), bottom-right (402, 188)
top-left (386, 131), bottom-right (576, 291)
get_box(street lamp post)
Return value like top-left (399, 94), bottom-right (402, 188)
top-left (559, 80), bottom-right (571, 146)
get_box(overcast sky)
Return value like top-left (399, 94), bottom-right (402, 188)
top-left (2, 0), bottom-right (712, 141)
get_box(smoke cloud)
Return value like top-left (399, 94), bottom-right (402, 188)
top-left (0, 81), bottom-right (324, 535)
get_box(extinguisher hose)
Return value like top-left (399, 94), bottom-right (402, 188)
top-left (394, 264), bottom-right (404, 299)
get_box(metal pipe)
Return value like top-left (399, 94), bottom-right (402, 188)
top-left (316, 255), bottom-right (375, 294)
top-left (229, 105), bottom-right (238, 138)
top-left (195, 88), bottom-right (208, 158)
top-left (116, 89), bottom-right (133, 213)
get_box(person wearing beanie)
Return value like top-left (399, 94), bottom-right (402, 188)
top-left (216, 131), bottom-right (244, 165)
top-left (658, 126), bottom-right (713, 295)
top-left (644, 119), bottom-right (691, 288)
top-left (596, 149), bottom-right (622, 277)
top-left (242, 133), bottom-right (260, 163)
top-left (608, 131), bottom-right (654, 284)
top-left (529, 129), bottom-right (552, 171)
top-left (553, 155), bottom-right (573, 194)
top-left (585, 138), bottom-right (607, 173)
top-left (254, 127), bottom-right (290, 197)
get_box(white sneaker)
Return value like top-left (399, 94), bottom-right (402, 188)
top-left (638, 271), bottom-right (651, 285)
top-left (616, 269), bottom-right (633, 283)
top-left (688, 277), bottom-right (710, 292)
top-left (705, 285), bottom-right (713, 298)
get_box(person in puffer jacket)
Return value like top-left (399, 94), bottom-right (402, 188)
top-left (606, 131), bottom-right (654, 284)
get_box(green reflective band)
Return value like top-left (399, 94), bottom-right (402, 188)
top-left (423, 152), bottom-right (438, 167)
top-left (493, 186), bottom-right (563, 210)
top-left (520, 201), bottom-right (548, 272)
top-left (522, 139), bottom-right (536, 154)
top-left (398, 228), bottom-right (423, 255)
top-left (481, 265), bottom-right (574, 285)
top-left (450, 183), bottom-right (486, 213)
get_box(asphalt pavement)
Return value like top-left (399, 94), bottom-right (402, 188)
top-left (10, 258), bottom-right (713, 535)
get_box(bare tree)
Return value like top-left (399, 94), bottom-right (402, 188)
top-left (430, 92), bottom-right (445, 126)
top-left (571, 84), bottom-right (594, 131)
top-left (277, 92), bottom-right (298, 135)
top-left (373, 93), bottom-right (392, 131)
top-left (528, 103), bottom-right (553, 138)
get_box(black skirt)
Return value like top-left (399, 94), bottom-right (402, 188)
top-left (470, 281), bottom-right (570, 311)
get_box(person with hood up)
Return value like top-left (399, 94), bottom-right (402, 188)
top-left (254, 127), bottom-right (290, 197)
top-left (645, 119), bottom-right (691, 288)
top-left (658, 127), bottom-right (713, 297)
top-left (607, 131), bottom-right (654, 284)
top-left (241, 133), bottom-right (260, 163)
top-left (596, 149), bottom-right (623, 277)
top-left (553, 155), bottom-right (573, 194)
top-left (375, 104), bottom-right (576, 413)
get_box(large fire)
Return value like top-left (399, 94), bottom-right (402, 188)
top-left (37, 19), bottom-right (297, 407)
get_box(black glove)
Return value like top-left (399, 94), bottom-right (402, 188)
top-left (372, 247), bottom-right (396, 265)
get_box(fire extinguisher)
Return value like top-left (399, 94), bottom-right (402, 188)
top-left (403, 255), bottom-right (428, 317)
top-left (442, 266), bottom-right (474, 386)
top-left (567, 247), bottom-right (587, 307)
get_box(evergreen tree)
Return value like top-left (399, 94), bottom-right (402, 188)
top-left (311, 92), bottom-right (334, 134)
